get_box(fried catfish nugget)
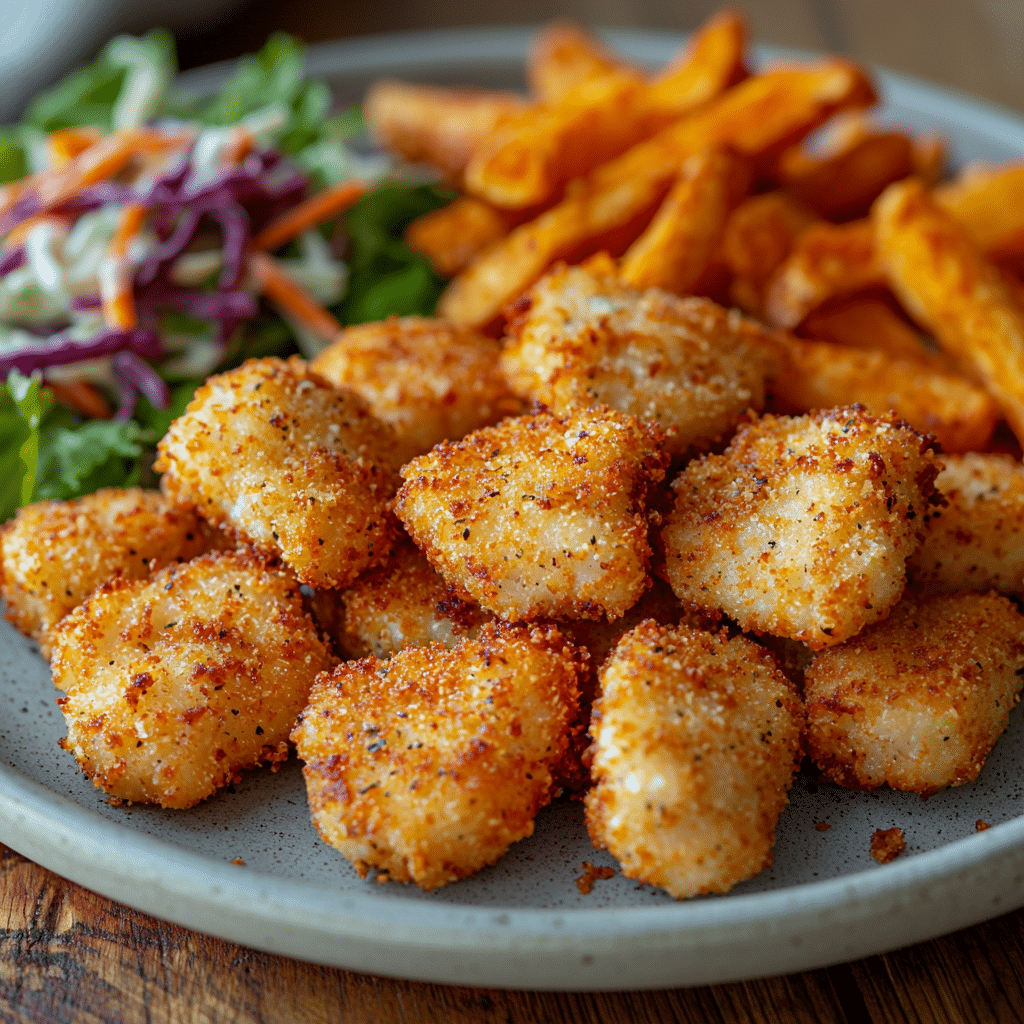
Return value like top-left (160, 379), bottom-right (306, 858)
top-left (1, 488), bottom-right (217, 657)
top-left (156, 357), bottom-right (400, 589)
top-left (292, 622), bottom-right (582, 891)
top-left (395, 407), bottom-right (669, 622)
top-left (500, 255), bottom-right (779, 458)
top-left (310, 317), bottom-right (520, 466)
top-left (49, 549), bottom-right (332, 809)
top-left (662, 408), bottom-right (940, 649)
top-left (328, 537), bottom-right (494, 659)
top-left (909, 453), bottom-right (1024, 596)
top-left (586, 622), bottom-right (803, 898)
top-left (805, 593), bottom-right (1024, 795)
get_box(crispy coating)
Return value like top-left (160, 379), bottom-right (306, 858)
top-left (909, 453), bottom-right (1024, 596)
top-left (585, 622), bottom-right (803, 898)
top-left (804, 592), bottom-right (1024, 795)
top-left (500, 255), bottom-right (779, 458)
top-left (291, 621), bottom-right (582, 890)
top-left (155, 357), bottom-right (400, 589)
top-left (395, 407), bottom-right (669, 622)
top-left (662, 408), bottom-right (940, 649)
top-left (309, 317), bottom-right (520, 466)
top-left (330, 537), bottom-right (494, 659)
top-left (1, 488), bottom-right (217, 657)
top-left (49, 549), bottom-right (332, 809)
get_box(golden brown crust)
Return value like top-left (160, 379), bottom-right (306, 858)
top-left (395, 406), bottom-right (669, 622)
top-left (291, 621), bottom-right (583, 890)
top-left (155, 356), bottom-right (400, 589)
top-left (805, 592), bottom-right (1024, 795)
top-left (585, 622), bottom-right (803, 898)
top-left (49, 548), bottom-right (332, 809)
top-left (661, 407), bottom-right (940, 649)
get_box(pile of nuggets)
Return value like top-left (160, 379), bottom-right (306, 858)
top-left (6, 12), bottom-right (1024, 899)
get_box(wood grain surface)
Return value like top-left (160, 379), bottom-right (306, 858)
top-left (5, 2), bottom-right (1024, 1022)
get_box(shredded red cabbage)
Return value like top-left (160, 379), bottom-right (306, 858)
top-left (0, 246), bottom-right (25, 275)
top-left (111, 350), bottom-right (170, 420)
top-left (0, 327), bottom-right (161, 378)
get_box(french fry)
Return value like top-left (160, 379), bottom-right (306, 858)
top-left (935, 162), bottom-right (1024, 260)
top-left (770, 335), bottom-right (998, 453)
top-left (527, 23), bottom-right (638, 102)
top-left (721, 191), bottom-right (815, 315)
top-left (440, 59), bottom-right (877, 328)
top-left (799, 296), bottom-right (930, 360)
top-left (405, 196), bottom-right (522, 278)
top-left (620, 146), bottom-right (750, 294)
top-left (764, 219), bottom-right (882, 328)
top-left (873, 177), bottom-right (1024, 445)
top-left (364, 81), bottom-right (528, 178)
top-left (912, 134), bottom-right (946, 186)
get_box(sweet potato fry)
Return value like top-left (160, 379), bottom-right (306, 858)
top-left (620, 146), bottom-right (750, 294)
top-left (799, 296), bottom-right (930, 360)
top-left (764, 219), bottom-right (882, 328)
top-left (874, 177), bottom-right (1024, 444)
top-left (721, 191), bottom-right (815, 315)
top-left (527, 23), bottom-right (637, 102)
top-left (935, 162), bottom-right (1024, 260)
top-left (770, 335), bottom-right (998, 453)
top-left (406, 197), bottom-right (518, 278)
top-left (364, 81), bottom-right (528, 177)
top-left (440, 59), bottom-right (876, 328)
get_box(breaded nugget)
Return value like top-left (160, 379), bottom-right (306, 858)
top-left (662, 408), bottom-right (940, 649)
top-left (909, 453), bottom-right (1024, 595)
top-left (500, 255), bottom-right (779, 458)
top-left (329, 537), bottom-right (494, 659)
top-left (805, 593), bottom-right (1024, 795)
top-left (586, 622), bottom-right (803, 898)
top-left (395, 407), bottom-right (669, 622)
top-left (1, 488), bottom-right (216, 657)
top-left (155, 357), bottom-right (400, 589)
top-left (291, 621), bottom-right (582, 890)
top-left (310, 317), bottom-right (521, 466)
top-left (49, 549), bottom-right (332, 809)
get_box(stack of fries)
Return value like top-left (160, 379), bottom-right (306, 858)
top-left (368, 10), bottom-right (1024, 456)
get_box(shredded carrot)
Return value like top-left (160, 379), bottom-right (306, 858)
top-left (47, 128), bottom-right (104, 170)
top-left (46, 379), bottom-right (113, 419)
top-left (6, 213), bottom-right (69, 247)
top-left (222, 126), bottom-right (254, 165)
top-left (98, 204), bottom-right (146, 330)
top-left (253, 179), bottom-right (368, 252)
top-left (250, 251), bottom-right (342, 344)
top-left (110, 203), bottom-right (147, 258)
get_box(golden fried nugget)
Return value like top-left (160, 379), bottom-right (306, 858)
top-left (49, 549), bottom-right (331, 809)
top-left (528, 23), bottom-right (637, 102)
top-left (395, 407), bottom-right (669, 622)
top-left (364, 81), bottom-right (527, 178)
top-left (291, 621), bottom-right (582, 890)
top-left (619, 146), bottom-right (751, 294)
top-left (500, 255), bottom-right (779, 458)
top-left (331, 537), bottom-right (494, 659)
top-left (935, 161), bottom-right (1024, 260)
top-left (799, 296), bottom-right (930, 360)
top-left (309, 317), bottom-right (520, 465)
top-left (874, 177), bottom-right (1024, 445)
top-left (155, 357), bottom-right (400, 589)
top-left (662, 408), bottom-right (940, 649)
top-left (405, 197), bottom-right (519, 278)
top-left (1, 488), bottom-right (215, 657)
top-left (909, 453), bottom-right (1024, 595)
top-left (586, 622), bottom-right (803, 898)
top-left (805, 592), bottom-right (1024, 795)
top-left (765, 219), bottom-right (882, 329)
top-left (769, 336), bottom-right (998, 453)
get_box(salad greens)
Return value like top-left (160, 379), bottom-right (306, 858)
top-left (1, 32), bottom-right (451, 521)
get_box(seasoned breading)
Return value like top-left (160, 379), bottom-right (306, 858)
top-left (310, 317), bottom-right (521, 466)
top-left (805, 592), bottom-right (1024, 795)
top-left (0, 488), bottom-right (217, 657)
top-left (500, 255), bottom-right (779, 458)
top-left (585, 622), bottom-right (803, 898)
top-left (395, 407), bottom-right (670, 622)
top-left (155, 357), bottom-right (400, 589)
top-left (662, 407), bottom-right (940, 649)
top-left (909, 453), bottom-right (1024, 596)
top-left (291, 621), bottom-right (583, 891)
top-left (329, 537), bottom-right (494, 659)
top-left (49, 549), bottom-right (332, 809)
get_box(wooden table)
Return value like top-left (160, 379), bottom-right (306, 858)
top-left (5, 2), bottom-right (1024, 1021)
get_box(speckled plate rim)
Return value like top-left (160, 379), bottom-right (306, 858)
top-left (4, 27), bottom-right (1024, 991)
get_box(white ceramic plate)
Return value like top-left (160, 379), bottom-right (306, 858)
top-left (4, 29), bottom-right (1024, 992)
